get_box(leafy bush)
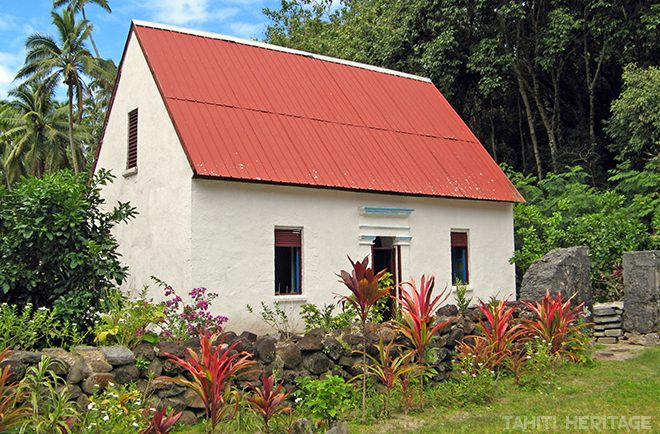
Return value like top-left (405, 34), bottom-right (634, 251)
top-left (299, 303), bottom-right (354, 331)
top-left (429, 370), bottom-right (498, 408)
top-left (246, 302), bottom-right (297, 338)
top-left (454, 281), bottom-right (473, 311)
top-left (0, 169), bottom-right (136, 329)
top-left (82, 382), bottom-right (149, 433)
top-left (294, 375), bottom-right (355, 427)
top-left (19, 357), bottom-right (80, 433)
top-left (94, 289), bottom-right (164, 348)
top-left (160, 282), bottom-right (228, 342)
top-left (160, 332), bottom-right (256, 433)
top-left (0, 303), bottom-right (84, 350)
top-left (507, 164), bottom-right (659, 301)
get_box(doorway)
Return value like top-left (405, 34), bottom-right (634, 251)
top-left (371, 236), bottom-right (400, 320)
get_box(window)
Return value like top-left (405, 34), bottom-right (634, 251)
top-left (274, 229), bottom-right (302, 295)
top-left (451, 231), bottom-right (469, 284)
top-left (126, 109), bottom-right (138, 169)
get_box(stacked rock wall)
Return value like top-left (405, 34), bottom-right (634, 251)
top-left (593, 302), bottom-right (624, 344)
top-left (0, 313), bottom-right (470, 424)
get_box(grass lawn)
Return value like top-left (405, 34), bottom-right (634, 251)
top-left (349, 347), bottom-right (659, 433)
top-left (176, 346), bottom-right (659, 433)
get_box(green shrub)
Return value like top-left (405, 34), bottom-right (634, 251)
top-left (429, 370), bottom-right (498, 408)
top-left (0, 169), bottom-right (136, 330)
top-left (94, 288), bottom-right (164, 348)
top-left (0, 302), bottom-right (85, 350)
top-left (81, 382), bottom-right (149, 433)
top-left (506, 164), bottom-right (659, 301)
top-left (299, 303), bottom-right (354, 331)
top-left (18, 357), bottom-right (80, 433)
top-left (294, 375), bottom-right (355, 426)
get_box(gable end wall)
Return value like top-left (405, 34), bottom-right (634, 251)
top-left (95, 32), bottom-right (193, 296)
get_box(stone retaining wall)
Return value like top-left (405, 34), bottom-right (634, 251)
top-left (0, 305), bottom-right (471, 425)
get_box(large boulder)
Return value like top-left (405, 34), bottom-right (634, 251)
top-left (520, 246), bottom-right (593, 316)
top-left (623, 251), bottom-right (660, 333)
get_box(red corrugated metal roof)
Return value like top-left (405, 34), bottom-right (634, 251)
top-left (131, 21), bottom-right (524, 202)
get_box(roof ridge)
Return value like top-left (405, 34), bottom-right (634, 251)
top-left (131, 20), bottom-right (433, 84)
top-left (166, 95), bottom-right (476, 144)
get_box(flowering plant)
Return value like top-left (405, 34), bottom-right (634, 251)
top-left (160, 283), bottom-right (228, 342)
top-left (81, 383), bottom-right (149, 433)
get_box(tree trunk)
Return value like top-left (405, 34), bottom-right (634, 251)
top-left (514, 66), bottom-right (543, 179)
top-left (529, 72), bottom-right (559, 172)
top-left (67, 87), bottom-right (80, 175)
top-left (82, 8), bottom-right (101, 58)
top-left (489, 107), bottom-right (497, 162)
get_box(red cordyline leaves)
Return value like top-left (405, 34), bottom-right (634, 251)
top-left (245, 373), bottom-right (291, 434)
top-left (476, 298), bottom-right (524, 361)
top-left (337, 255), bottom-right (391, 324)
top-left (455, 298), bottom-right (524, 372)
top-left (392, 275), bottom-right (452, 364)
top-left (161, 332), bottom-right (257, 433)
top-left (0, 348), bottom-right (29, 432)
top-left (520, 290), bottom-right (587, 359)
top-left (140, 406), bottom-right (182, 434)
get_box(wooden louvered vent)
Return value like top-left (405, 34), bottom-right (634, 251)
top-left (126, 109), bottom-right (138, 169)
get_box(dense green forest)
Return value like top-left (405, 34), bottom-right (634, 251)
top-left (0, 0), bottom-right (658, 301)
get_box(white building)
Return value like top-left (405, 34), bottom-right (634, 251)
top-left (95, 21), bottom-right (524, 333)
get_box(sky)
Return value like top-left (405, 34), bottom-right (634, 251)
top-left (0, 0), bottom-right (282, 98)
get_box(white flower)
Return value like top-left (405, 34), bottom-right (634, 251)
top-left (132, 423), bottom-right (140, 428)
top-left (38, 306), bottom-right (49, 311)
top-left (102, 415), bottom-right (110, 421)
top-left (108, 382), bottom-right (115, 387)
top-left (87, 402), bottom-right (96, 410)
top-left (295, 397), bottom-right (302, 403)
top-left (526, 355), bottom-right (532, 359)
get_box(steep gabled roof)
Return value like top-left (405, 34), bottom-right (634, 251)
top-left (128, 20), bottom-right (523, 202)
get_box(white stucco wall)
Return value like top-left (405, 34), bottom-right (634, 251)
top-left (191, 180), bottom-right (516, 333)
top-left (94, 32), bottom-right (193, 296)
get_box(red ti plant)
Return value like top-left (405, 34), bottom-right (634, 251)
top-left (140, 406), bottom-right (182, 434)
top-left (245, 373), bottom-right (292, 434)
top-left (391, 275), bottom-right (452, 365)
top-left (356, 339), bottom-right (419, 417)
top-left (520, 290), bottom-right (588, 361)
top-left (0, 348), bottom-right (29, 432)
top-left (337, 255), bottom-right (391, 420)
top-left (474, 298), bottom-right (524, 369)
top-left (161, 332), bottom-right (256, 433)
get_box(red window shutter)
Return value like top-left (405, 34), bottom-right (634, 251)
top-left (127, 109), bottom-right (138, 169)
top-left (451, 232), bottom-right (468, 247)
top-left (275, 229), bottom-right (301, 247)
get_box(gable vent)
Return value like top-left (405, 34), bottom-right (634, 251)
top-left (127, 109), bottom-right (138, 169)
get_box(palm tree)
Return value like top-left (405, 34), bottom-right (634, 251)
top-left (0, 83), bottom-right (70, 184)
top-left (16, 8), bottom-right (100, 175)
top-left (52, 0), bottom-right (111, 58)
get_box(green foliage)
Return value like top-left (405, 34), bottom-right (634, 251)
top-left (508, 164), bottom-right (659, 301)
top-left (81, 382), bottom-right (149, 433)
top-left (294, 375), bottom-right (355, 426)
top-left (429, 370), bottom-right (498, 408)
top-left (94, 288), bottom-right (164, 348)
top-left (454, 280), bottom-right (472, 311)
top-left (246, 302), bottom-right (297, 338)
top-left (0, 303), bottom-right (85, 350)
top-left (606, 65), bottom-right (660, 166)
top-left (18, 357), bottom-right (80, 433)
top-left (0, 169), bottom-right (136, 330)
top-left (299, 303), bottom-right (354, 331)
